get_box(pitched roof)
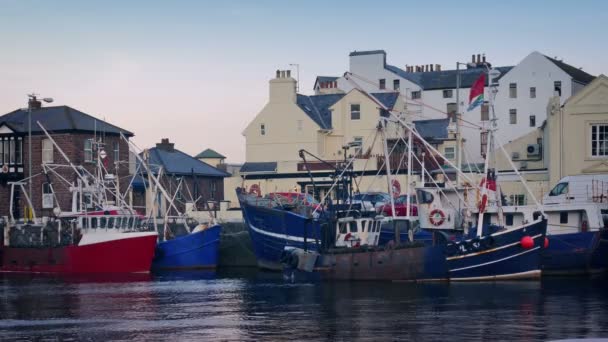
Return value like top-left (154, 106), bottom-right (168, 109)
top-left (296, 93), bottom-right (344, 129)
top-left (544, 55), bottom-right (595, 84)
top-left (240, 162), bottom-right (277, 174)
top-left (195, 148), bottom-right (225, 159)
top-left (296, 91), bottom-right (400, 130)
top-left (144, 147), bottom-right (229, 177)
top-left (414, 118), bottom-right (450, 140)
top-left (0, 105), bottom-right (134, 136)
top-left (385, 65), bottom-right (514, 90)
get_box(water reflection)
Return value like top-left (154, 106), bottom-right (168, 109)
top-left (0, 271), bottom-right (607, 341)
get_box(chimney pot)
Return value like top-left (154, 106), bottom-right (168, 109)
top-left (482, 54), bottom-right (486, 63)
top-left (436, 64), bottom-right (441, 71)
top-left (276, 70), bottom-right (281, 78)
top-left (430, 64), bottom-right (434, 72)
top-left (286, 70), bottom-right (291, 78)
top-left (472, 54), bottom-right (475, 63)
top-left (477, 54), bottom-right (481, 64)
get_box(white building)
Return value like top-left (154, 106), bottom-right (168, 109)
top-left (325, 50), bottom-right (595, 162)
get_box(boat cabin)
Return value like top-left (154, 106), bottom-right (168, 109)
top-left (416, 187), bottom-right (471, 231)
top-left (335, 216), bottom-right (383, 248)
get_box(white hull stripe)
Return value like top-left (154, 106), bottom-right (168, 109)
top-left (450, 270), bottom-right (541, 281)
top-left (449, 246), bottom-right (541, 273)
top-left (249, 223), bottom-right (311, 243)
top-left (447, 234), bottom-right (543, 261)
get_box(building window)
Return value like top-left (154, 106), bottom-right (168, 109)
top-left (509, 83), bottom-right (517, 98)
top-left (591, 124), bottom-right (608, 157)
top-left (0, 139), bottom-right (3, 165)
top-left (510, 194), bottom-right (525, 205)
top-left (529, 115), bottom-right (536, 127)
top-left (297, 120), bottom-right (303, 131)
top-left (2, 138), bottom-right (8, 165)
top-left (350, 104), bottom-right (361, 120)
top-left (509, 109), bottom-right (517, 124)
top-left (84, 139), bottom-right (94, 162)
top-left (444, 147), bottom-right (455, 160)
top-left (353, 136), bottom-right (363, 156)
top-left (530, 87), bottom-right (536, 98)
top-left (560, 211), bottom-right (568, 224)
top-left (480, 103), bottom-right (489, 121)
top-left (393, 79), bottom-right (400, 91)
top-left (211, 181), bottom-right (217, 200)
top-left (446, 103), bottom-right (457, 122)
top-left (42, 182), bottom-right (54, 209)
top-left (411, 91), bottom-right (421, 100)
top-left (9, 138), bottom-right (15, 165)
top-left (42, 138), bottom-right (54, 164)
top-left (379, 79), bottom-right (386, 90)
top-left (15, 137), bottom-right (22, 165)
top-left (260, 124), bottom-right (266, 136)
top-left (443, 89), bottom-right (453, 98)
top-left (113, 142), bottom-right (119, 162)
top-left (554, 81), bottom-right (562, 96)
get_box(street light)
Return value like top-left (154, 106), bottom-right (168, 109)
top-left (27, 93), bottom-right (53, 220)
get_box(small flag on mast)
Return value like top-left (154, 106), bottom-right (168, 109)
top-left (467, 73), bottom-right (486, 111)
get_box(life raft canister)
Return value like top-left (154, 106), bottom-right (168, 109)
top-left (429, 209), bottom-right (446, 226)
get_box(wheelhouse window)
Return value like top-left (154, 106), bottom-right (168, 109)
top-left (350, 104), bottom-right (361, 120)
top-left (84, 139), bottom-right (94, 162)
top-left (505, 214), bottom-right (514, 226)
top-left (442, 90), bottom-right (453, 98)
top-left (549, 182), bottom-right (569, 196)
top-left (417, 190), bottom-right (434, 204)
top-left (411, 91), bottom-right (421, 100)
top-left (591, 124), bottom-right (608, 157)
top-left (510, 194), bottom-right (525, 205)
top-left (42, 138), bottom-right (54, 163)
top-left (560, 212), bottom-right (568, 224)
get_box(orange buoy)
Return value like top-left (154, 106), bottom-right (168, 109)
top-left (520, 236), bottom-right (534, 249)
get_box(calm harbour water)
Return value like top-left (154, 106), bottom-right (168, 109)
top-left (1, 269), bottom-right (607, 341)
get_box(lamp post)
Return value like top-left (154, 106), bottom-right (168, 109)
top-left (27, 94), bottom-right (53, 219)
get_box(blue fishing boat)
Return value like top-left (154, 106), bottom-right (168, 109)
top-left (152, 224), bottom-right (222, 270)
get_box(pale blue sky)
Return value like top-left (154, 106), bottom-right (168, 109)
top-left (1, 0), bottom-right (606, 162)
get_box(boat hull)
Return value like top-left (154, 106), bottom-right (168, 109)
top-left (445, 219), bottom-right (547, 281)
top-left (542, 229), bottom-right (608, 275)
top-left (0, 232), bottom-right (157, 274)
top-left (241, 203), bottom-right (322, 270)
top-left (151, 225), bottom-right (222, 270)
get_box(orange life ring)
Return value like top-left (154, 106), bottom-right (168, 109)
top-left (429, 209), bottom-right (446, 226)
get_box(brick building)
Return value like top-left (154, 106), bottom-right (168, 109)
top-left (0, 104), bottom-right (133, 219)
top-left (132, 139), bottom-right (229, 216)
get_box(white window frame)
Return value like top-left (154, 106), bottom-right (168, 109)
top-left (84, 139), bottom-right (94, 162)
top-left (353, 136), bottom-right (363, 155)
top-left (442, 89), bottom-right (453, 98)
top-left (411, 91), bottom-right (421, 100)
top-left (42, 182), bottom-right (54, 209)
top-left (509, 83), bottom-right (517, 98)
top-left (530, 87), bottom-right (536, 98)
top-left (444, 147), bottom-right (455, 160)
top-left (590, 123), bottom-right (608, 158)
top-left (260, 123), bottom-right (266, 136)
top-left (350, 104), bottom-right (361, 120)
top-left (9, 138), bottom-right (15, 165)
top-left (42, 138), bottom-right (54, 164)
top-left (509, 109), bottom-right (517, 124)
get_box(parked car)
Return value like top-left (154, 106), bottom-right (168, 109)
top-left (377, 194), bottom-right (418, 217)
top-left (348, 192), bottom-right (391, 211)
top-left (267, 192), bottom-right (322, 210)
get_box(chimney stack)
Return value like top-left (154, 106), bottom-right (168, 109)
top-left (482, 54), bottom-right (486, 63)
top-left (477, 54), bottom-right (481, 64)
top-left (436, 64), bottom-right (441, 71)
top-left (430, 64), bottom-right (434, 72)
top-left (270, 70), bottom-right (297, 103)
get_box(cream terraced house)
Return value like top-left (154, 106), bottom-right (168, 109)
top-left (227, 70), bottom-right (453, 203)
top-left (494, 75), bottom-right (608, 204)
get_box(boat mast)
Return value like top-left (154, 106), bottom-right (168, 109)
top-left (406, 128), bottom-right (413, 218)
top-left (380, 118), bottom-right (397, 220)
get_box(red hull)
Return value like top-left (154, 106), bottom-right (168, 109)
top-left (0, 234), bottom-right (157, 274)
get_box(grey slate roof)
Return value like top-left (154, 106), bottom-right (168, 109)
top-left (544, 55), bottom-right (595, 84)
top-left (296, 91), bottom-right (400, 130)
top-left (143, 147), bottom-right (229, 177)
top-left (0, 105), bottom-right (134, 136)
top-left (414, 118), bottom-right (450, 140)
top-left (385, 65), bottom-right (514, 90)
top-left (349, 50), bottom-right (386, 57)
top-left (195, 148), bottom-right (225, 159)
top-left (240, 162), bottom-right (277, 174)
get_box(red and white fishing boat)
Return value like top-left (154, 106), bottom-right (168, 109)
top-left (0, 123), bottom-right (158, 274)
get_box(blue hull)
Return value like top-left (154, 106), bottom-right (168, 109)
top-left (151, 225), bottom-right (222, 270)
top-left (240, 203), bottom-right (322, 270)
top-left (543, 229), bottom-right (608, 275)
top-left (445, 219), bottom-right (547, 280)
